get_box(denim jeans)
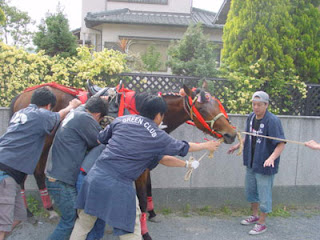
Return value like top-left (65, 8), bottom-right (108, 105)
top-left (46, 178), bottom-right (77, 240)
top-left (76, 172), bottom-right (106, 240)
top-left (245, 167), bottom-right (275, 213)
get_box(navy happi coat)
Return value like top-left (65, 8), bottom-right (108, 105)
top-left (75, 115), bottom-right (189, 235)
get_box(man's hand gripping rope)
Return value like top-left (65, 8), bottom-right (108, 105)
top-left (184, 132), bottom-right (244, 181)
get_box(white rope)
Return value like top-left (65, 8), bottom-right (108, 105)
top-left (184, 152), bottom-right (208, 181)
top-left (241, 131), bottom-right (305, 145)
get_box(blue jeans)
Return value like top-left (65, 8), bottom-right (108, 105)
top-left (245, 167), bottom-right (275, 213)
top-left (76, 172), bottom-right (106, 240)
top-left (46, 178), bottom-right (77, 240)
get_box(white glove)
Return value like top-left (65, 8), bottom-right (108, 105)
top-left (185, 160), bottom-right (200, 169)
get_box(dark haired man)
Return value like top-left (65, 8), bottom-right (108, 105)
top-left (70, 95), bottom-right (221, 240)
top-left (0, 87), bottom-right (81, 240)
top-left (45, 96), bottom-right (109, 240)
top-left (228, 91), bottom-right (285, 235)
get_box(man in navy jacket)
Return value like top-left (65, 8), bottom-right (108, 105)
top-left (228, 91), bottom-right (285, 235)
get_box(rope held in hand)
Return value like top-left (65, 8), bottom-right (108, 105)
top-left (184, 138), bottom-right (224, 181)
top-left (241, 131), bottom-right (305, 145)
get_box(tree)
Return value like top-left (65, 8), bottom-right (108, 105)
top-left (290, 0), bottom-right (320, 83)
top-left (221, 0), bottom-right (307, 114)
top-left (0, 42), bottom-right (127, 107)
top-left (0, 0), bottom-right (34, 47)
top-left (0, 7), bottom-right (5, 25)
top-left (166, 23), bottom-right (219, 77)
top-left (222, 0), bottom-right (296, 77)
top-left (33, 9), bottom-right (77, 58)
top-left (141, 44), bottom-right (162, 72)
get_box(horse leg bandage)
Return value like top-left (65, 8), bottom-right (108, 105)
top-left (147, 196), bottom-right (154, 211)
top-left (21, 189), bottom-right (28, 208)
top-left (39, 188), bottom-right (52, 209)
top-left (140, 212), bottom-right (148, 235)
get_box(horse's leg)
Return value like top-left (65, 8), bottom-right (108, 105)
top-left (20, 176), bottom-right (33, 218)
top-left (33, 139), bottom-right (59, 219)
top-left (146, 172), bottom-right (160, 222)
top-left (135, 169), bottom-right (152, 240)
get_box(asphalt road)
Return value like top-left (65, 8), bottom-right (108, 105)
top-left (7, 211), bottom-right (320, 240)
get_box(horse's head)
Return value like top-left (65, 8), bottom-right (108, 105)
top-left (183, 83), bottom-right (236, 144)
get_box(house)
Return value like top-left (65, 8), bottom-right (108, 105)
top-left (80, 0), bottom-right (230, 71)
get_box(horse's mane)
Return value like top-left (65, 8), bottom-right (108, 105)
top-left (162, 88), bottom-right (210, 103)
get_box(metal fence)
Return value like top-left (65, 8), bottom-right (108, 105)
top-left (107, 73), bottom-right (320, 116)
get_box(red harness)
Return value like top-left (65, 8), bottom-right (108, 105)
top-left (116, 85), bottom-right (139, 116)
top-left (185, 95), bottom-right (233, 139)
top-left (24, 82), bottom-right (88, 104)
top-left (186, 96), bottom-right (223, 138)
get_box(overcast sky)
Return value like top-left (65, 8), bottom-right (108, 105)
top-left (9, 0), bottom-right (225, 30)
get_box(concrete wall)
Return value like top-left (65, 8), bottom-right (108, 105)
top-left (1, 108), bottom-right (320, 209)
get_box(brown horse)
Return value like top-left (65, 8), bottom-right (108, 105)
top-left (10, 82), bottom-right (236, 240)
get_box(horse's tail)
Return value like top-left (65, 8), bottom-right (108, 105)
top-left (9, 94), bottom-right (21, 120)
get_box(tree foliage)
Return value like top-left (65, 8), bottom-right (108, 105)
top-left (0, 42), bottom-right (127, 106)
top-left (221, 0), bottom-right (308, 114)
top-left (0, 7), bottom-right (5, 25)
top-left (0, 0), bottom-right (34, 47)
top-left (290, 0), bottom-right (320, 83)
top-left (167, 23), bottom-right (219, 77)
top-left (141, 44), bottom-right (162, 72)
top-left (33, 10), bottom-right (77, 58)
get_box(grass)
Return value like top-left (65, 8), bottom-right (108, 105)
top-left (159, 203), bottom-right (317, 219)
top-left (25, 196), bottom-right (320, 220)
top-left (26, 195), bottom-right (49, 218)
top-left (268, 204), bottom-right (291, 218)
top-left (161, 208), bottom-right (173, 215)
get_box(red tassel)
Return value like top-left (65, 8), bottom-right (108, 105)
top-left (39, 188), bottom-right (52, 209)
top-left (20, 189), bottom-right (28, 208)
top-left (140, 212), bottom-right (148, 235)
top-left (147, 196), bottom-right (154, 211)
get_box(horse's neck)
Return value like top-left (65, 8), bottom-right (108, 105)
top-left (162, 95), bottom-right (190, 133)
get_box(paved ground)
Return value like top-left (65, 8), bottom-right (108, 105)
top-left (7, 210), bottom-right (320, 240)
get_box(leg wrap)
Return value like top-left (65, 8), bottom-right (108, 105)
top-left (147, 197), bottom-right (154, 212)
top-left (21, 189), bottom-right (28, 208)
top-left (140, 212), bottom-right (148, 235)
top-left (39, 188), bottom-right (52, 209)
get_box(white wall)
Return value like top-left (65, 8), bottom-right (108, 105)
top-left (100, 23), bottom-right (222, 43)
top-left (81, 0), bottom-right (106, 46)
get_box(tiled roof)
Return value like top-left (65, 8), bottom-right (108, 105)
top-left (109, 0), bottom-right (168, 4)
top-left (85, 7), bottom-right (223, 29)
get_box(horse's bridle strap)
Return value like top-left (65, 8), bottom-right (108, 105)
top-left (186, 96), bottom-right (223, 138)
top-left (207, 113), bottom-right (225, 129)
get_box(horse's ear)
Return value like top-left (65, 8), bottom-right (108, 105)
top-left (86, 79), bottom-right (94, 97)
top-left (183, 85), bottom-right (192, 97)
top-left (202, 79), bottom-right (208, 91)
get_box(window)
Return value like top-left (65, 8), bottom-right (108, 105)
top-left (108, 0), bottom-right (168, 4)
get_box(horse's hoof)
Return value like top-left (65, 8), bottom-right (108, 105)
top-left (27, 209), bottom-right (34, 218)
top-left (48, 210), bottom-right (59, 220)
top-left (143, 232), bottom-right (152, 240)
top-left (148, 216), bottom-right (161, 223)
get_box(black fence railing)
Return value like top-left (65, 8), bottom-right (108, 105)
top-left (104, 73), bottom-right (320, 116)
